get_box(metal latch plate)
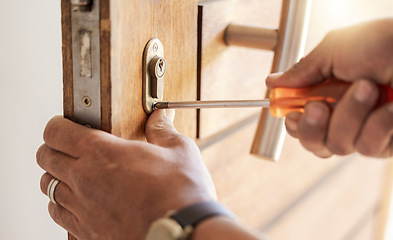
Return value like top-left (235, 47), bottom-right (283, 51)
top-left (71, 0), bottom-right (101, 128)
top-left (143, 38), bottom-right (165, 114)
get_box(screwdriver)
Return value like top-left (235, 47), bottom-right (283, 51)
top-left (154, 78), bottom-right (393, 118)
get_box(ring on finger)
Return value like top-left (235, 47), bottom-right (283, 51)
top-left (47, 178), bottom-right (61, 204)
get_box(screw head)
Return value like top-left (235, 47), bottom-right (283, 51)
top-left (71, 0), bottom-right (92, 12)
top-left (82, 96), bottom-right (92, 108)
top-left (153, 43), bottom-right (159, 52)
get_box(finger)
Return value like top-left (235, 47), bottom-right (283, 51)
top-left (41, 173), bottom-right (79, 213)
top-left (43, 116), bottom-right (93, 158)
top-left (48, 202), bottom-right (80, 238)
top-left (285, 112), bottom-right (302, 138)
top-left (266, 32), bottom-right (335, 89)
top-left (145, 109), bottom-right (186, 148)
top-left (36, 144), bottom-right (76, 183)
top-left (356, 102), bottom-right (393, 158)
top-left (297, 102), bottom-right (333, 158)
top-left (326, 80), bottom-right (379, 155)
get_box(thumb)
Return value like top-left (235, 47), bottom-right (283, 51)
top-left (266, 37), bottom-right (333, 89)
top-left (145, 109), bottom-right (180, 147)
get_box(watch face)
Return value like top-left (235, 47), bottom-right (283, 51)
top-left (145, 218), bottom-right (185, 240)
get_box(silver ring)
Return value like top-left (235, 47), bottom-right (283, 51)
top-left (47, 178), bottom-right (60, 204)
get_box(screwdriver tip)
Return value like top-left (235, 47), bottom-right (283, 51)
top-left (153, 102), bottom-right (169, 109)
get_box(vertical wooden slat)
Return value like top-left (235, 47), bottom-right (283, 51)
top-left (100, 0), bottom-right (111, 133)
top-left (197, 0), bottom-right (281, 139)
top-left (60, 1), bottom-right (76, 237)
top-left (61, 0), bottom-right (74, 121)
top-left (62, 2), bottom-right (111, 239)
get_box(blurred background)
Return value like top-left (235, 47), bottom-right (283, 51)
top-left (0, 0), bottom-right (392, 239)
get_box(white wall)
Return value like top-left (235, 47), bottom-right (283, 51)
top-left (0, 0), bottom-right (66, 239)
top-left (0, 0), bottom-right (392, 239)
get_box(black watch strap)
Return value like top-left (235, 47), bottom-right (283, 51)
top-left (170, 201), bottom-right (235, 229)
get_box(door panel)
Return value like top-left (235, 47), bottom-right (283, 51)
top-left (63, 0), bottom-right (198, 140)
top-left (110, 0), bottom-right (198, 140)
top-left (197, 0), bottom-right (282, 139)
top-left (62, 0), bottom-right (198, 239)
top-left (201, 119), bottom-right (389, 237)
top-left (61, 1), bottom-right (392, 239)
top-left (265, 158), bottom-right (386, 240)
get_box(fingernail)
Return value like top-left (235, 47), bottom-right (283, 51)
top-left (266, 72), bottom-right (284, 88)
top-left (267, 72), bottom-right (284, 82)
top-left (164, 109), bottom-right (175, 122)
top-left (269, 72), bottom-right (284, 78)
top-left (305, 104), bottom-right (325, 125)
top-left (354, 80), bottom-right (374, 102)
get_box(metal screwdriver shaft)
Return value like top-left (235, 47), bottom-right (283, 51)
top-left (154, 99), bottom-right (271, 109)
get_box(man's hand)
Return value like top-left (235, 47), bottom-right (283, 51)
top-left (36, 110), bottom-right (216, 239)
top-left (266, 19), bottom-right (393, 158)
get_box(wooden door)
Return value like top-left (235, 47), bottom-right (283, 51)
top-left (61, 0), bottom-right (197, 239)
top-left (61, 0), bottom-right (392, 239)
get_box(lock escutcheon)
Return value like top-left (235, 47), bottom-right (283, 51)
top-left (149, 56), bottom-right (166, 99)
top-left (142, 38), bottom-right (165, 115)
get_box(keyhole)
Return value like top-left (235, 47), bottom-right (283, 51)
top-left (158, 60), bottom-right (164, 72)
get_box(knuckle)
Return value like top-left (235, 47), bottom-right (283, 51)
top-left (48, 202), bottom-right (59, 220)
top-left (65, 133), bottom-right (85, 151)
top-left (84, 136), bottom-right (115, 162)
top-left (324, 29), bottom-right (339, 41)
top-left (80, 130), bottom-right (108, 153)
top-left (326, 141), bottom-right (353, 156)
top-left (355, 139), bottom-right (376, 157)
top-left (313, 148), bottom-right (333, 159)
top-left (172, 134), bottom-right (197, 151)
top-left (70, 167), bottom-right (94, 197)
top-left (36, 144), bottom-right (47, 165)
top-left (48, 201), bottom-right (80, 236)
top-left (43, 117), bottom-right (61, 143)
top-left (40, 173), bottom-right (50, 194)
top-left (315, 153), bottom-right (332, 159)
top-left (53, 184), bottom-right (70, 207)
top-left (297, 126), bottom-right (324, 143)
top-left (299, 140), bottom-right (321, 154)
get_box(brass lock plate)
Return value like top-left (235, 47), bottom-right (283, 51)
top-left (142, 38), bottom-right (165, 114)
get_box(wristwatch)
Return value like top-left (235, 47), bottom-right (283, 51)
top-left (145, 201), bottom-right (235, 240)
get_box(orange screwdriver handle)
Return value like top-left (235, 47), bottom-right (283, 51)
top-left (269, 78), bottom-right (393, 118)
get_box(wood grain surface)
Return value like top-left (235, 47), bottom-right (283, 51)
top-left (110, 0), bottom-right (198, 140)
top-left (62, 0), bottom-right (73, 121)
top-left (197, 0), bottom-right (282, 139)
top-left (62, 0), bottom-right (197, 239)
top-left (100, 0), bottom-right (111, 133)
top-left (61, 0), bottom-right (393, 239)
top-left (201, 120), bottom-right (390, 239)
top-left (60, 1), bottom-right (77, 239)
top-left (265, 156), bottom-right (387, 240)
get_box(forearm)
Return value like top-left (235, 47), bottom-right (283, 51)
top-left (192, 216), bottom-right (270, 240)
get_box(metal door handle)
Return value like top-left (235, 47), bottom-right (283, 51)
top-left (225, 0), bottom-right (312, 161)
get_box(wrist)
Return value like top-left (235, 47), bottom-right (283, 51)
top-left (145, 201), bottom-right (235, 240)
top-left (192, 216), bottom-right (269, 240)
